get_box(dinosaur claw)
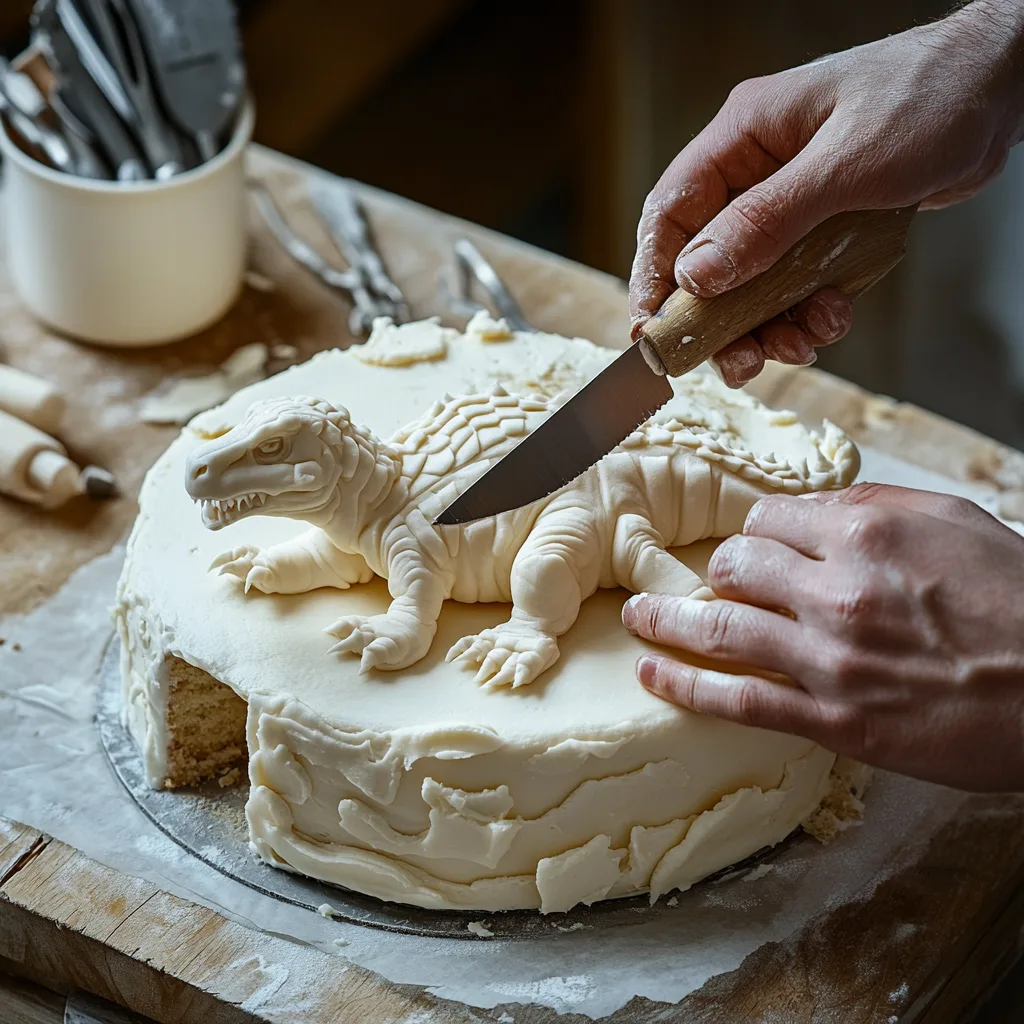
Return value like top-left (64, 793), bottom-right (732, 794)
top-left (487, 659), bottom-right (518, 688)
top-left (513, 661), bottom-right (532, 688)
top-left (445, 638), bottom-right (470, 663)
top-left (209, 544), bottom-right (260, 576)
top-left (325, 617), bottom-right (360, 640)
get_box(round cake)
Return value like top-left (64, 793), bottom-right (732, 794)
top-left (116, 314), bottom-right (863, 913)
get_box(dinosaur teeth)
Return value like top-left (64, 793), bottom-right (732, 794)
top-left (199, 493), bottom-right (267, 524)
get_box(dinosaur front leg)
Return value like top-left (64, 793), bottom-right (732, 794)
top-left (448, 511), bottom-right (596, 689)
top-left (211, 527), bottom-right (374, 595)
top-left (612, 514), bottom-right (714, 600)
top-left (326, 546), bottom-right (448, 672)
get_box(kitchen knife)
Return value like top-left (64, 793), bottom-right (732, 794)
top-left (434, 206), bottom-right (915, 526)
top-left (124, 0), bottom-right (246, 162)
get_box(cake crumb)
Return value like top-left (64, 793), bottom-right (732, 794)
top-left (11, 642), bottom-right (21, 652)
top-left (803, 757), bottom-right (873, 843)
top-left (667, 896), bottom-right (679, 907)
top-left (218, 766), bottom-right (242, 788)
top-left (317, 903), bottom-right (338, 919)
top-left (332, 937), bottom-right (351, 948)
top-left (467, 921), bottom-right (494, 938)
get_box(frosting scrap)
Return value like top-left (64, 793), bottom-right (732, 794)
top-left (353, 316), bottom-right (456, 366)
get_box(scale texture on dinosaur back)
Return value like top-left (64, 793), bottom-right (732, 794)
top-left (185, 375), bottom-right (858, 689)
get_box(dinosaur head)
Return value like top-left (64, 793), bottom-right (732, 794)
top-left (185, 396), bottom-right (362, 530)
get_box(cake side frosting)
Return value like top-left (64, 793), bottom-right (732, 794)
top-left (116, 317), bottom-right (860, 912)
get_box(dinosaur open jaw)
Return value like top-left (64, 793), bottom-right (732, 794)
top-left (198, 492), bottom-right (268, 530)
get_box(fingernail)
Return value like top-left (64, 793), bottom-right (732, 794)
top-left (637, 654), bottom-right (659, 689)
top-left (622, 592), bottom-right (648, 633)
top-left (717, 346), bottom-right (762, 388)
top-left (675, 241), bottom-right (737, 296)
top-left (805, 302), bottom-right (842, 341)
top-left (774, 338), bottom-right (817, 366)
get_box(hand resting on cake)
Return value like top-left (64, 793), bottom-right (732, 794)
top-left (629, 0), bottom-right (1024, 387)
top-left (622, 483), bottom-right (1024, 792)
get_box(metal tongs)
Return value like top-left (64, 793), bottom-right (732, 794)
top-left (254, 182), bottom-right (535, 340)
top-left (447, 238), bottom-right (533, 331)
top-left (252, 181), bottom-right (410, 336)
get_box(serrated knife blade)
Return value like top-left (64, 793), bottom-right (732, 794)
top-left (433, 342), bottom-right (673, 525)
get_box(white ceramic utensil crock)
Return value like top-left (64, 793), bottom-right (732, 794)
top-left (0, 102), bottom-right (254, 347)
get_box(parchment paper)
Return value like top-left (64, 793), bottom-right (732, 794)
top-left (0, 447), bottom-right (1019, 1020)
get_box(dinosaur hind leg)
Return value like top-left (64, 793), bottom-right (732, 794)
top-left (447, 510), bottom-right (596, 688)
top-left (613, 514), bottom-right (714, 600)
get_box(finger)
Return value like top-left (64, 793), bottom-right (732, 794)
top-left (624, 592), bottom-right (813, 680)
top-left (742, 493), bottom-right (837, 558)
top-left (804, 482), bottom-right (1003, 534)
top-left (755, 316), bottom-right (817, 366)
top-left (711, 335), bottom-right (764, 388)
top-left (629, 109), bottom-right (785, 338)
top-left (791, 286), bottom-right (852, 346)
top-left (674, 135), bottom-right (846, 299)
top-left (708, 534), bottom-right (819, 610)
top-left (636, 654), bottom-right (827, 738)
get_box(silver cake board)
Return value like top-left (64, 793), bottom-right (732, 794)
top-left (96, 637), bottom-right (798, 940)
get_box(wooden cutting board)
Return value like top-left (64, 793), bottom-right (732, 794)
top-left (3, 146), bottom-right (1024, 1023)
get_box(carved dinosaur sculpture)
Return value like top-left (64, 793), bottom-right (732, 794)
top-left (185, 385), bottom-right (858, 688)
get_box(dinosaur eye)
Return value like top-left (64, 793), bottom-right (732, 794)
top-left (254, 437), bottom-right (287, 462)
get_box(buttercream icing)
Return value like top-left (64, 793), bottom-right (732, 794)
top-left (116, 319), bottom-right (861, 912)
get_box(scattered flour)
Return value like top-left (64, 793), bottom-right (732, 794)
top-left (889, 981), bottom-right (909, 1003)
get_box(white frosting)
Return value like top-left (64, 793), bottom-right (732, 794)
top-left (353, 317), bottom-right (456, 366)
top-left (464, 310), bottom-right (514, 342)
top-left (116, 321), bottom-right (859, 912)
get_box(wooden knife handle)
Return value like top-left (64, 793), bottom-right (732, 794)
top-left (638, 206), bottom-right (916, 378)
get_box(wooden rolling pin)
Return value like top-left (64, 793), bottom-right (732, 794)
top-left (0, 409), bottom-right (84, 508)
top-left (0, 367), bottom-right (116, 508)
top-left (638, 206), bottom-right (916, 376)
top-left (0, 363), bottom-right (66, 433)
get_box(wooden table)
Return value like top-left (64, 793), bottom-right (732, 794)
top-left (3, 147), bottom-right (1024, 1023)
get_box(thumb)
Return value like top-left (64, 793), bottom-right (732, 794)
top-left (674, 141), bottom-right (843, 298)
